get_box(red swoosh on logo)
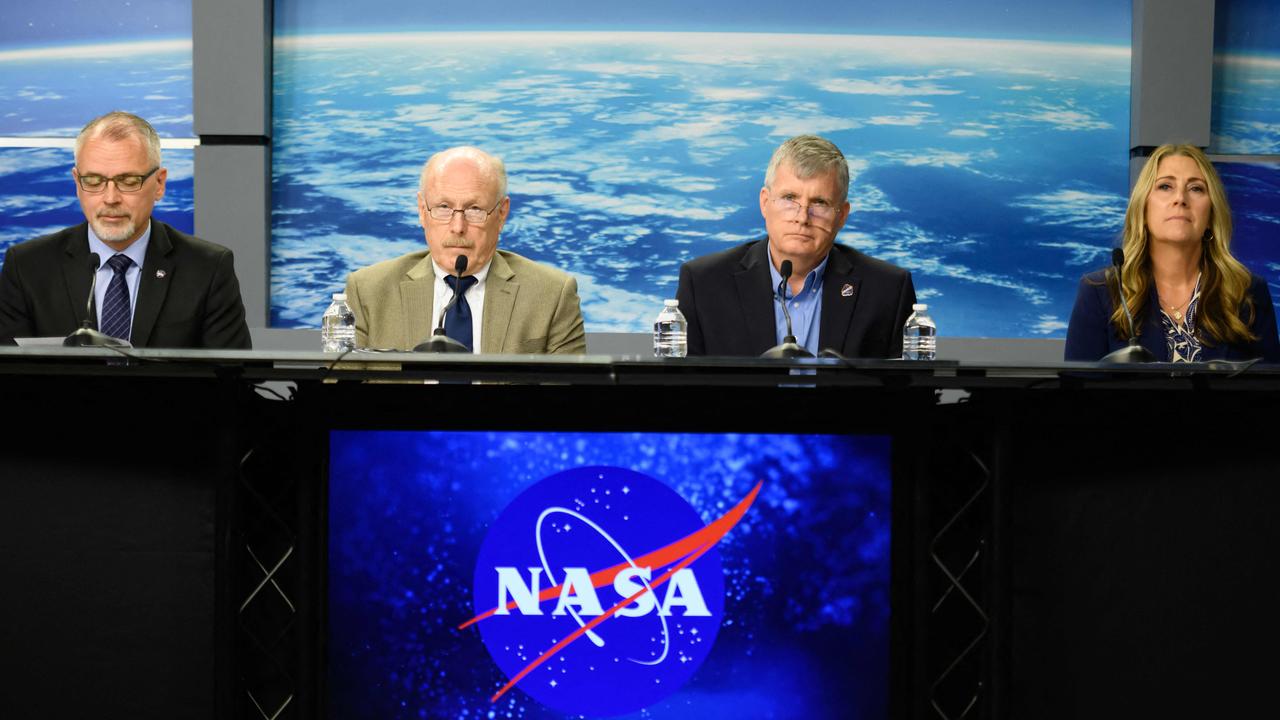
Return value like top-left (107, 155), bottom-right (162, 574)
top-left (458, 480), bottom-right (763, 702)
top-left (458, 480), bottom-right (762, 631)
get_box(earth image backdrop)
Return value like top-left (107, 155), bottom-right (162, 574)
top-left (1212, 0), bottom-right (1280, 155)
top-left (1210, 0), bottom-right (1280, 295)
top-left (0, 40), bottom-right (197, 253)
top-left (271, 31), bottom-right (1132, 337)
top-left (0, 0), bottom-right (195, 261)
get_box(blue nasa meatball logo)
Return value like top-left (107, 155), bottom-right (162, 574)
top-left (462, 466), bottom-right (759, 717)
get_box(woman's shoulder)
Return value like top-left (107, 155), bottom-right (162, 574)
top-left (1068, 267), bottom-right (1116, 320)
top-left (1247, 272), bottom-right (1272, 295)
top-left (1244, 273), bottom-right (1277, 319)
top-left (1080, 268), bottom-right (1109, 284)
top-left (1073, 267), bottom-right (1112, 296)
top-left (1242, 273), bottom-right (1280, 361)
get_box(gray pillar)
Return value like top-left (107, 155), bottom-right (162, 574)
top-left (193, 144), bottom-right (269, 325)
top-left (1130, 0), bottom-right (1215, 154)
top-left (192, 0), bottom-right (271, 327)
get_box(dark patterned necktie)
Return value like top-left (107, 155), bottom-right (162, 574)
top-left (444, 274), bottom-right (478, 352)
top-left (99, 254), bottom-right (133, 342)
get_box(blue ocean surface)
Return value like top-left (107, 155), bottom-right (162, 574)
top-left (328, 430), bottom-right (892, 719)
top-left (0, 147), bottom-right (194, 266)
top-left (0, 37), bottom-right (196, 266)
top-left (1217, 161), bottom-right (1280, 302)
top-left (0, 41), bottom-right (193, 137)
top-left (271, 32), bottom-right (1133, 337)
top-left (1211, 51), bottom-right (1280, 155)
top-left (1211, 0), bottom-right (1280, 154)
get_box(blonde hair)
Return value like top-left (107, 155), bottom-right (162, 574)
top-left (1110, 144), bottom-right (1256, 345)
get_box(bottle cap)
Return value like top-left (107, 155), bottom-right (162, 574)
top-left (333, 293), bottom-right (347, 301)
top-left (912, 303), bottom-right (927, 311)
top-left (664, 299), bottom-right (679, 307)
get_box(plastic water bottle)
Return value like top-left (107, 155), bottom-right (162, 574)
top-left (653, 299), bottom-right (688, 357)
top-left (902, 303), bottom-right (937, 360)
top-left (321, 293), bottom-right (356, 352)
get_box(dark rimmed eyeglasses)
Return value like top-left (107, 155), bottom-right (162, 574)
top-left (76, 167), bottom-right (160, 194)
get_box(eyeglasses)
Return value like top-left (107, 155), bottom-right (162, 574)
top-left (771, 195), bottom-right (838, 222)
top-left (426, 200), bottom-right (504, 224)
top-left (76, 167), bottom-right (160, 194)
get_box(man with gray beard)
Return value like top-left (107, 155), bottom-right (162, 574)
top-left (0, 111), bottom-right (250, 348)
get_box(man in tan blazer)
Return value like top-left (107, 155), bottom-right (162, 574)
top-left (344, 146), bottom-right (586, 353)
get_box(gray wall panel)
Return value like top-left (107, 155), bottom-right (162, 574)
top-left (193, 0), bottom-right (271, 137)
top-left (195, 145), bottom-right (269, 327)
top-left (1131, 0), bottom-right (1215, 149)
top-left (193, 0), bottom-right (272, 328)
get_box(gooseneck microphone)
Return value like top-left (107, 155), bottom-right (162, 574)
top-left (82, 252), bottom-right (100, 325)
top-left (1100, 248), bottom-right (1155, 363)
top-left (414, 253), bottom-right (471, 353)
top-left (63, 253), bottom-right (127, 347)
top-left (778, 260), bottom-right (798, 344)
top-left (761, 258), bottom-right (814, 359)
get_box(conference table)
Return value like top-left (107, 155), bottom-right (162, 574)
top-left (1, 347), bottom-right (1276, 719)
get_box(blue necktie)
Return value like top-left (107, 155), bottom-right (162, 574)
top-left (99, 254), bottom-right (133, 342)
top-left (444, 274), bottom-right (478, 352)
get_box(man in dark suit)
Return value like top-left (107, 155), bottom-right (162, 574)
top-left (676, 135), bottom-right (915, 358)
top-left (0, 111), bottom-right (250, 349)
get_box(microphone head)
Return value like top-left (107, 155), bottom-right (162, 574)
top-left (1111, 248), bottom-right (1124, 268)
top-left (89, 252), bottom-right (101, 270)
top-left (454, 254), bottom-right (468, 275)
top-left (779, 259), bottom-right (793, 280)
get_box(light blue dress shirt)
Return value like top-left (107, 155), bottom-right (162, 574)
top-left (88, 221), bottom-right (151, 333)
top-left (767, 245), bottom-right (828, 355)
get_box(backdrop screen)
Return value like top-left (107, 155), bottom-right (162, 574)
top-left (0, 0), bottom-right (194, 265)
top-left (273, 0), bottom-right (1133, 338)
top-left (329, 430), bottom-right (893, 719)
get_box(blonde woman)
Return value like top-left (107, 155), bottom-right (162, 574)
top-left (1065, 144), bottom-right (1279, 362)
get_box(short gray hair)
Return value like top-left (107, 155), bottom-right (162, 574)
top-left (419, 146), bottom-right (508, 200)
top-left (764, 135), bottom-right (849, 201)
top-left (75, 111), bottom-right (162, 168)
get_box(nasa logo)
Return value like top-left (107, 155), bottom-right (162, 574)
top-left (462, 466), bottom-right (760, 717)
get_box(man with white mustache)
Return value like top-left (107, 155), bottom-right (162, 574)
top-left (344, 146), bottom-right (586, 353)
top-left (0, 111), bottom-right (251, 348)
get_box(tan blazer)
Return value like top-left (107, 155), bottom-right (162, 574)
top-left (344, 249), bottom-right (586, 353)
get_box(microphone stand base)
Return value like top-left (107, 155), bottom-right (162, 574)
top-left (761, 342), bottom-right (813, 359)
top-left (1100, 343), bottom-right (1156, 364)
top-left (63, 328), bottom-right (129, 348)
top-left (413, 334), bottom-right (471, 353)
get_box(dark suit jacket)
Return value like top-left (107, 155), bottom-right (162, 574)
top-left (676, 239), bottom-right (916, 358)
top-left (1064, 269), bottom-right (1280, 362)
top-left (0, 221), bottom-right (251, 349)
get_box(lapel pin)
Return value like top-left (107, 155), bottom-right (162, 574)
top-left (841, 283), bottom-right (855, 297)
top-left (155, 269), bottom-right (166, 279)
